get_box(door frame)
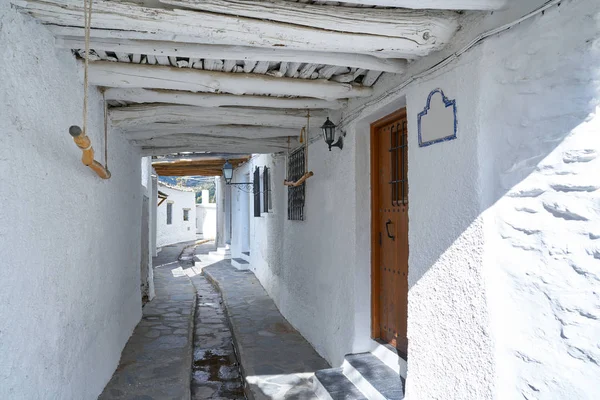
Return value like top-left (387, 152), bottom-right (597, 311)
top-left (370, 107), bottom-right (407, 340)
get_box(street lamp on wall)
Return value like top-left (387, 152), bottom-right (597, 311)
top-left (222, 160), bottom-right (254, 192)
top-left (321, 117), bottom-right (343, 151)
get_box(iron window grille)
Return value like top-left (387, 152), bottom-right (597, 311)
top-left (183, 209), bottom-right (190, 221)
top-left (287, 147), bottom-right (306, 221)
top-left (263, 167), bottom-right (270, 213)
top-left (253, 166), bottom-right (261, 217)
top-left (389, 121), bottom-right (408, 206)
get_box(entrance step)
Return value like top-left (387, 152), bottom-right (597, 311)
top-left (241, 251), bottom-right (250, 262)
top-left (207, 245), bottom-right (231, 260)
top-left (231, 257), bottom-right (249, 270)
top-left (315, 353), bottom-right (404, 400)
top-left (313, 368), bottom-right (367, 400)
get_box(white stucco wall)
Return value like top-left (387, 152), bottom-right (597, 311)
top-left (196, 201), bottom-right (217, 240)
top-left (479, 2), bottom-right (600, 398)
top-left (230, 1), bottom-right (600, 399)
top-left (156, 183), bottom-right (196, 247)
top-left (0, 5), bottom-right (143, 399)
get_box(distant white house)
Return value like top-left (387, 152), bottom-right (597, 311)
top-left (196, 189), bottom-right (217, 239)
top-left (156, 182), bottom-right (196, 248)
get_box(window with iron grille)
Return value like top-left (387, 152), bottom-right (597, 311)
top-left (253, 166), bottom-right (261, 217)
top-left (166, 202), bottom-right (173, 225)
top-left (390, 120), bottom-right (408, 205)
top-left (287, 147), bottom-right (305, 221)
top-left (263, 167), bottom-right (270, 213)
top-left (183, 209), bottom-right (190, 221)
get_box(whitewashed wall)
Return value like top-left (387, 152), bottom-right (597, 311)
top-left (479, 1), bottom-right (600, 397)
top-left (196, 190), bottom-right (217, 240)
top-left (0, 4), bottom-right (142, 399)
top-left (141, 157), bottom-right (155, 301)
top-left (156, 183), bottom-right (196, 247)
top-left (231, 1), bottom-right (600, 399)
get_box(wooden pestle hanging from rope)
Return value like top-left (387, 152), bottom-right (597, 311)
top-left (284, 110), bottom-right (314, 186)
top-left (68, 0), bottom-right (111, 179)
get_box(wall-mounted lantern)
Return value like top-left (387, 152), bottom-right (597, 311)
top-left (321, 117), bottom-right (343, 151)
top-left (222, 160), bottom-right (254, 192)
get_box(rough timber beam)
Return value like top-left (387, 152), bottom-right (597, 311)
top-left (110, 105), bottom-right (326, 130)
top-left (123, 125), bottom-right (301, 141)
top-left (313, 0), bottom-right (507, 9)
top-left (89, 62), bottom-right (372, 101)
top-left (12, 0), bottom-right (458, 57)
top-left (161, 0), bottom-right (459, 38)
top-left (56, 37), bottom-right (408, 73)
top-left (103, 88), bottom-right (346, 110)
top-left (152, 157), bottom-right (251, 177)
top-left (139, 136), bottom-right (297, 156)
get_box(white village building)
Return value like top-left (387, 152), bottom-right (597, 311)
top-left (156, 182), bottom-right (197, 248)
top-left (1, 0), bottom-right (599, 399)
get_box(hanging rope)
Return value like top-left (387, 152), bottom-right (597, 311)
top-left (82, 0), bottom-right (92, 138)
top-left (66, 0), bottom-right (111, 179)
top-left (283, 110), bottom-right (314, 187)
top-left (103, 89), bottom-right (108, 170)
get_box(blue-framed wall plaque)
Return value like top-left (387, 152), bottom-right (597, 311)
top-left (417, 88), bottom-right (457, 147)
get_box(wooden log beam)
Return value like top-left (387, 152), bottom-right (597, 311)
top-left (313, 0), bottom-right (507, 9)
top-left (161, 0), bottom-right (458, 38)
top-left (12, 0), bottom-right (458, 57)
top-left (138, 136), bottom-right (297, 156)
top-left (153, 157), bottom-right (250, 176)
top-left (56, 37), bottom-right (408, 73)
top-left (110, 104), bottom-right (325, 130)
top-left (89, 62), bottom-right (372, 100)
top-left (123, 125), bottom-right (301, 141)
top-left (104, 88), bottom-right (346, 110)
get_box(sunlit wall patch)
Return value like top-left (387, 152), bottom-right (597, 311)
top-left (417, 88), bottom-right (457, 147)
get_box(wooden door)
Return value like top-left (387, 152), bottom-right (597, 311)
top-left (371, 109), bottom-right (409, 357)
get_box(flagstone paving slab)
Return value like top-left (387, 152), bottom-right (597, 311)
top-left (99, 265), bottom-right (196, 400)
top-left (201, 262), bottom-right (330, 400)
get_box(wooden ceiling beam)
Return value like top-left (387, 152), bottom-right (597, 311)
top-left (315, 0), bottom-right (507, 9)
top-left (110, 104), bottom-right (325, 130)
top-left (153, 157), bottom-right (250, 176)
top-left (103, 88), bottom-right (347, 110)
top-left (55, 37), bottom-right (408, 73)
top-left (13, 0), bottom-right (457, 57)
top-left (89, 62), bottom-right (372, 101)
top-left (161, 0), bottom-right (458, 38)
top-left (139, 136), bottom-right (297, 156)
top-left (123, 125), bottom-right (301, 141)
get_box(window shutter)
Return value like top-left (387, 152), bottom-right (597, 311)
top-left (263, 167), bottom-right (269, 213)
top-left (253, 167), bottom-right (261, 217)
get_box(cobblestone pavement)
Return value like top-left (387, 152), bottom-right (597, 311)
top-left (99, 263), bottom-right (196, 399)
top-left (201, 262), bottom-right (330, 400)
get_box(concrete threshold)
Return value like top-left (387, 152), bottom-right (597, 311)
top-left (203, 262), bottom-right (330, 400)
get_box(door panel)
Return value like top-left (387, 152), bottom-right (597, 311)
top-left (371, 109), bottom-right (409, 356)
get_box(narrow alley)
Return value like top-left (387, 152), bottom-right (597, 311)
top-left (2, 0), bottom-right (599, 399)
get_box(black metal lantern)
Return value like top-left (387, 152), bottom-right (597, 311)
top-left (321, 117), bottom-right (343, 151)
top-left (222, 160), bottom-right (234, 184)
top-left (222, 160), bottom-right (254, 192)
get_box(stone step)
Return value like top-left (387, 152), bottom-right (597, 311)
top-left (231, 257), bottom-right (250, 270)
top-left (343, 353), bottom-right (404, 400)
top-left (314, 368), bottom-right (367, 400)
top-left (315, 352), bottom-right (404, 400)
top-left (241, 251), bottom-right (250, 262)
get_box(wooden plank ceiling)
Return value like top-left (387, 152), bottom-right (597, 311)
top-left (152, 156), bottom-right (250, 176)
top-left (12, 0), bottom-right (505, 160)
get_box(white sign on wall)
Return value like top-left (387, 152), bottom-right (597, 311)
top-left (417, 88), bottom-right (457, 147)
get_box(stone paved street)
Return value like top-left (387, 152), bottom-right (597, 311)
top-left (99, 259), bottom-right (196, 399)
top-left (200, 263), bottom-right (330, 400)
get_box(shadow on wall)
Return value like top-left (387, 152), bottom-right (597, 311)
top-left (396, 5), bottom-right (600, 399)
